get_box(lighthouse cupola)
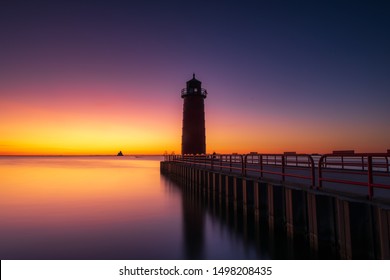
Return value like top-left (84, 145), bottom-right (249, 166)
top-left (182, 73), bottom-right (207, 98)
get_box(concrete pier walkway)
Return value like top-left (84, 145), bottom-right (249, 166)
top-left (161, 152), bottom-right (390, 259)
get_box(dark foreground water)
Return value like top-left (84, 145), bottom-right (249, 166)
top-left (0, 156), bottom-right (336, 260)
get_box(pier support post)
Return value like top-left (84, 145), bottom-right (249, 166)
top-left (201, 170), bottom-right (207, 193)
top-left (285, 187), bottom-right (308, 237)
top-left (316, 194), bottom-right (337, 257)
top-left (376, 207), bottom-right (390, 259)
top-left (348, 201), bottom-right (375, 259)
top-left (285, 188), bottom-right (294, 236)
top-left (268, 184), bottom-right (285, 230)
top-left (225, 175), bottom-right (234, 203)
top-left (233, 177), bottom-right (243, 205)
top-left (243, 179), bottom-right (254, 208)
top-left (220, 174), bottom-right (227, 198)
top-left (307, 192), bottom-right (318, 251)
top-left (212, 172), bottom-right (220, 194)
top-left (335, 199), bottom-right (352, 259)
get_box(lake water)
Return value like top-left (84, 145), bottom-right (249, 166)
top-left (0, 156), bottom-right (329, 260)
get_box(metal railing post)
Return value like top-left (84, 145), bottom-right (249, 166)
top-left (318, 155), bottom-right (325, 189)
top-left (259, 155), bottom-right (263, 178)
top-left (242, 154), bottom-right (246, 176)
top-left (308, 155), bottom-right (315, 188)
top-left (368, 156), bottom-right (373, 199)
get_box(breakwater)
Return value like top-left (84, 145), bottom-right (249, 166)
top-left (160, 154), bottom-right (390, 259)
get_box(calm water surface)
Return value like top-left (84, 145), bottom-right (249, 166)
top-left (0, 156), bottom-right (262, 259)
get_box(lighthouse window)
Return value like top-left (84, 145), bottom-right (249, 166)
top-left (194, 88), bottom-right (198, 92)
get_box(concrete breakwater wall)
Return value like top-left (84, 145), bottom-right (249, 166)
top-left (160, 161), bottom-right (390, 259)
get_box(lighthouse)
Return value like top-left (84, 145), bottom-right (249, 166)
top-left (181, 74), bottom-right (207, 155)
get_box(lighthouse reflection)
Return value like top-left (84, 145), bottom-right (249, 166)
top-left (181, 186), bottom-right (205, 259)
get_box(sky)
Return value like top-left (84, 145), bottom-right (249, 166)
top-left (1, 0), bottom-right (389, 155)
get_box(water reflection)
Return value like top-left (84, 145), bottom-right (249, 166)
top-left (1, 156), bottom-right (182, 259)
top-left (181, 189), bottom-right (205, 259)
top-left (163, 173), bottom-right (339, 260)
top-left (0, 156), bottom-right (337, 259)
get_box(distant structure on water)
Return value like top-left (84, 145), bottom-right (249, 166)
top-left (117, 151), bottom-right (123, 156)
top-left (181, 74), bottom-right (207, 155)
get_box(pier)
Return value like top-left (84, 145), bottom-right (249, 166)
top-left (160, 152), bottom-right (390, 259)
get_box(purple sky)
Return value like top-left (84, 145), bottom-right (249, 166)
top-left (1, 0), bottom-right (389, 154)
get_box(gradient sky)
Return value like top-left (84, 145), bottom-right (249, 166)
top-left (1, 0), bottom-right (389, 155)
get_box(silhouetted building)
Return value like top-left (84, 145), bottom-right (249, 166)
top-left (181, 74), bottom-right (207, 155)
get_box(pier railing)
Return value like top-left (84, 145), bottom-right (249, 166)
top-left (164, 152), bottom-right (390, 200)
top-left (318, 153), bottom-right (390, 199)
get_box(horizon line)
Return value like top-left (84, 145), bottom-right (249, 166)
top-left (0, 154), bottom-right (165, 157)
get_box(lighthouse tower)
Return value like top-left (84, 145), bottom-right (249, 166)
top-left (181, 74), bottom-right (207, 155)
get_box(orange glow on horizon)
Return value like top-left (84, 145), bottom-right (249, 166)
top-left (1, 84), bottom-right (389, 156)
top-left (0, 87), bottom-right (181, 155)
